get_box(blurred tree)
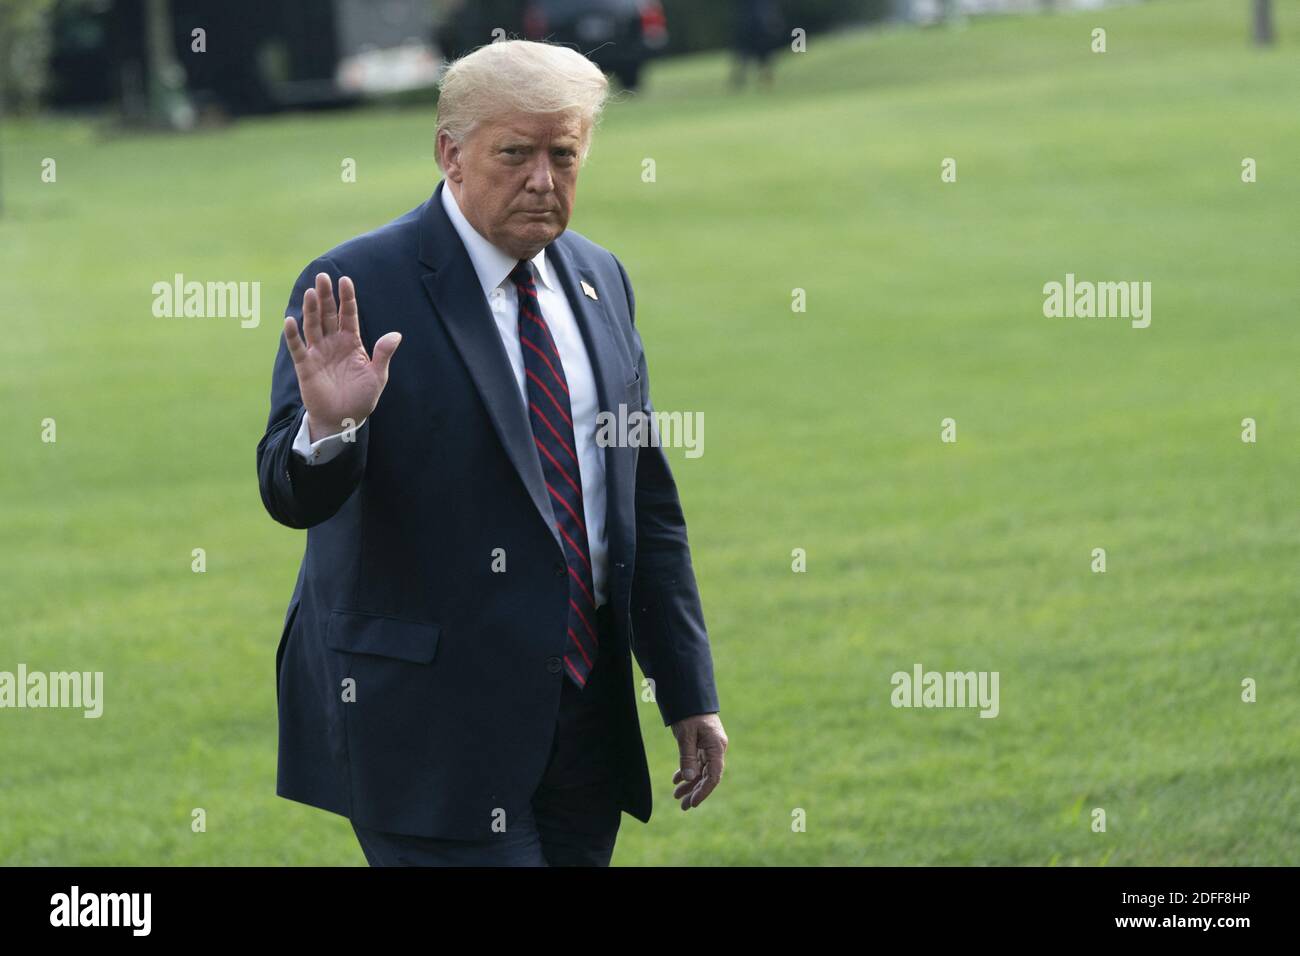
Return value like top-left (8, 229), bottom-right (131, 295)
top-left (142, 0), bottom-right (193, 127)
top-left (0, 0), bottom-right (60, 217)
top-left (0, 0), bottom-right (59, 114)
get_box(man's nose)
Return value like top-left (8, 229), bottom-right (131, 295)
top-left (524, 155), bottom-right (555, 191)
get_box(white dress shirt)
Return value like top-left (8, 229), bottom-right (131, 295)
top-left (292, 183), bottom-right (610, 605)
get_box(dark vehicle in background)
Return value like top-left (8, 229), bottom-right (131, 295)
top-left (437, 0), bottom-right (668, 89)
top-left (47, 0), bottom-right (442, 119)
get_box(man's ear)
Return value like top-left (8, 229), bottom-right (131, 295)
top-left (437, 130), bottom-right (463, 183)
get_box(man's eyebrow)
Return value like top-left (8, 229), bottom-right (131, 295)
top-left (499, 127), bottom-right (581, 142)
top-left (492, 133), bottom-right (580, 153)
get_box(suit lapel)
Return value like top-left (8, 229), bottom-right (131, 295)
top-left (418, 182), bottom-right (560, 550)
top-left (416, 180), bottom-right (638, 567)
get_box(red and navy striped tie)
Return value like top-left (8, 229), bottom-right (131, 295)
top-left (510, 259), bottom-right (598, 688)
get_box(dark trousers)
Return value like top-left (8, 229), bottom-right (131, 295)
top-left (351, 604), bottom-right (626, 866)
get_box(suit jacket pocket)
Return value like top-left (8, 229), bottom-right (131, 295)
top-left (325, 610), bottom-right (441, 664)
top-left (322, 610), bottom-right (443, 828)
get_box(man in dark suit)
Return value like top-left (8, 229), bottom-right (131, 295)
top-left (256, 39), bottom-right (727, 865)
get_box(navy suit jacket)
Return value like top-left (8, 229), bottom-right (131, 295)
top-left (257, 179), bottom-right (720, 840)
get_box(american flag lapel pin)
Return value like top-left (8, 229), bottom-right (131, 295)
top-left (580, 280), bottom-right (598, 301)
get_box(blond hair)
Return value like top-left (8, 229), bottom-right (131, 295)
top-left (435, 39), bottom-right (610, 169)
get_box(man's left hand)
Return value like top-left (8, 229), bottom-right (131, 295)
top-left (670, 713), bottom-right (728, 810)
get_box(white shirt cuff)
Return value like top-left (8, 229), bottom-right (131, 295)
top-left (292, 411), bottom-right (366, 465)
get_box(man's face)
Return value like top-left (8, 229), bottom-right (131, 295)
top-left (439, 109), bottom-right (586, 260)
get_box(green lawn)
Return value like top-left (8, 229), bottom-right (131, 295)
top-left (2, 0), bottom-right (1298, 865)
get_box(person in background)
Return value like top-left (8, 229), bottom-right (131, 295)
top-left (732, 0), bottom-right (786, 90)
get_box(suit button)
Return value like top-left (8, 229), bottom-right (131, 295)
top-left (545, 656), bottom-right (562, 674)
top-left (553, 562), bottom-right (566, 578)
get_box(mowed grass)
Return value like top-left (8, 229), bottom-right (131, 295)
top-left (2, 0), bottom-right (1299, 864)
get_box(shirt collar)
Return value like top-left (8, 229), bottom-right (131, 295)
top-left (439, 180), bottom-right (557, 297)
